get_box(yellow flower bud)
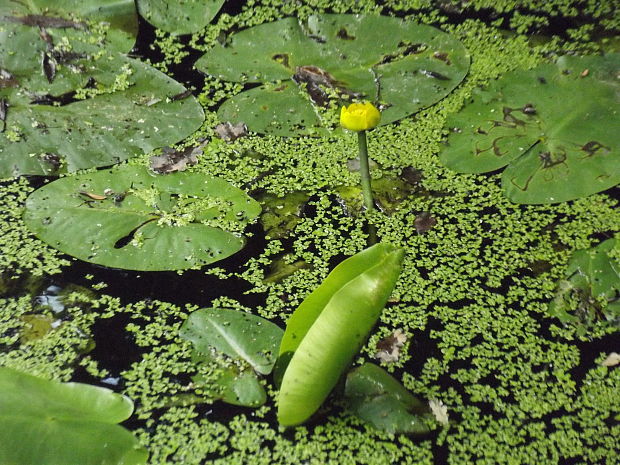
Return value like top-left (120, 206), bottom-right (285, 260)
top-left (340, 102), bottom-right (381, 131)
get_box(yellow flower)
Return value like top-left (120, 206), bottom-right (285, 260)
top-left (340, 102), bottom-right (381, 131)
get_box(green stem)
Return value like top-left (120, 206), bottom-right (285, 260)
top-left (357, 130), bottom-right (375, 212)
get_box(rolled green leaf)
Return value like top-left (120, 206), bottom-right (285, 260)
top-left (277, 243), bottom-right (404, 426)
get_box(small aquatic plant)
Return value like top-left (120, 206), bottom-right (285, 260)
top-left (277, 243), bottom-right (404, 426)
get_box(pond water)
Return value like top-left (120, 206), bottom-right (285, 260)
top-left (1, 1), bottom-right (619, 464)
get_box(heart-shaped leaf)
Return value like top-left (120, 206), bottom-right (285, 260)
top-left (277, 243), bottom-right (404, 426)
top-left (180, 307), bottom-right (284, 375)
top-left (24, 165), bottom-right (261, 271)
top-left (0, 366), bottom-right (147, 465)
top-left (137, 0), bottom-right (225, 35)
top-left (345, 363), bottom-right (432, 434)
top-left (196, 14), bottom-right (470, 136)
top-left (440, 54), bottom-right (620, 203)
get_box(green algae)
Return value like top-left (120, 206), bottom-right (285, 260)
top-left (1, 0), bottom-right (620, 463)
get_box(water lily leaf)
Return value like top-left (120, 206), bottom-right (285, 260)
top-left (180, 308), bottom-right (284, 375)
top-left (217, 82), bottom-right (325, 137)
top-left (137, 0), bottom-right (224, 35)
top-left (440, 54), bottom-right (620, 203)
top-left (548, 238), bottom-right (620, 334)
top-left (23, 165), bottom-right (261, 271)
top-left (0, 0), bottom-right (137, 56)
top-left (0, 53), bottom-right (204, 177)
top-left (196, 14), bottom-right (469, 136)
top-left (277, 243), bottom-right (404, 426)
top-left (345, 363), bottom-right (432, 435)
top-left (0, 366), bottom-right (148, 465)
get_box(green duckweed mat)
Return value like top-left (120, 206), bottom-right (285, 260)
top-left (1, 1), bottom-right (619, 464)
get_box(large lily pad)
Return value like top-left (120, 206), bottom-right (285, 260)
top-left (23, 165), bottom-right (261, 271)
top-left (548, 238), bottom-right (620, 335)
top-left (137, 0), bottom-right (225, 35)
top-left (345, 363), bottom-right (433, 435)
top-left (0, 366), bottom-right (147, 465)
top-left (196, 14), bottom-right (470, 136)
top-left (0, 51), bottom-right (204, 177)
top-left (440, 54), bottom-right (620, 203)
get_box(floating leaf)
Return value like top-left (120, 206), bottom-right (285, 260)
top-left (137, 0), bottom-right (224, 35)
top-left (196, 14), bottom-right (469, 136)
top-left (548, 238), bottom-right (620, 334)
top-left (345, 363), bottom-right (432, 434)
top-left (0, 0), bottom-right (138, 56)
top-left (24, 165), bottom-right (261, 271)
top-left (440, 54), bottom-right (620, 203)
top-left (277, 243), bottom-right (404, 426)
top-left (181, 308), bottom-right (283, 408)
top-left (0, 53), bottom-right (204, 177)
top-left (180, 307), bottom-right (283, 375)
top-left (0, 366), bottom-right (147, 465)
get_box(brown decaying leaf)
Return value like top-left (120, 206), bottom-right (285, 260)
top-left (414, 211), bottom-right (437, 234)
top-left (169, 89), bottom-right (193, 101)
top-left (375, 328), bottom-right (407, 363)
top-left (149, 143), bottom-right (206, 174)
top-left (214, 122), bottom-right (248, 142)
top-left (42, 52), bottom-right (57, 83)
top-left (0, 68), bottom-right (19, 88)
top-left (292, 65), bottom-right (361, 106)
top-left (400, 166), bottom-right (422, 185)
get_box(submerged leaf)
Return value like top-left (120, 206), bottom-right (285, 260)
top-left (189, 351), bottom-right (267, 408)
top-left (278, 243), bottom-right (404, 426)
top-left (440, 54), bottom-right (620, 203)
top-left (548, 238), bottom-right (620, 334)
top-left (0, 367), bottom-right (147, 465)
top-left (24, 165), bottom-right (261, 271)
top-left (197, 14), bottom-right (469, 135)
top-left (345, 363), bottom-right (433, 434)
